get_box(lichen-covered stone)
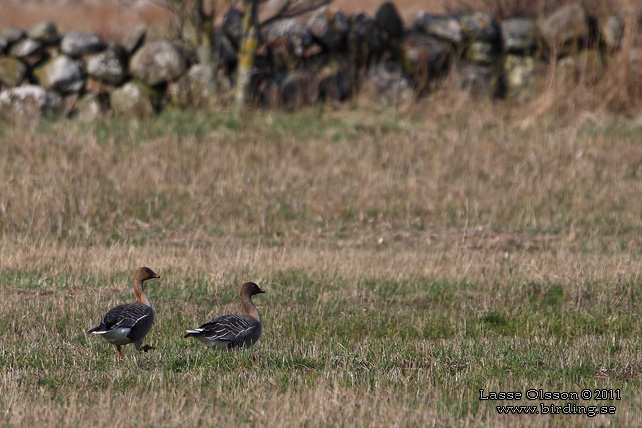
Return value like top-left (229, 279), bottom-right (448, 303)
top-left (537, 2), bottom-right (589, 54)
top-left (75, 91), bottom-right (110, 121)
top-left (465, 41), bottom-right (500, 65)
top-left (86, 43), bottom-right (129, 85)
top-left (503, 54), bottom-right (534, 98)
top-left (123, 25), bottom-right (147, 54)
top-left (414, 12), bottom-right (462, 44)
top-left (0, 57), bottom-right (27, 87)
top-left (130, 40), bottom-right (187, 85)
top-left (0, 84), bottom-right (62, 119)
top-left (60, 32), bottom-right (105, 57)
top-left (110, 81), bottom-right (160, 117)
top-left (27, 21), bottom-right (60, 45)
top-left (307, 7), bottom-right (350, 52)
top-left (167, 64), bottom-right (216, 108)
top-left (501, 18), bottom-right (536, 54)
top-left (33, 55), bottom-right (85, 93)
top-left (460, 12), bottom-right (500, 42)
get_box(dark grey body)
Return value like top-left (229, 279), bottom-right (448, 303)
top-left (184, 313), bottom-right (262, 349)
top-left (88, 302), bottom-right (154, 348)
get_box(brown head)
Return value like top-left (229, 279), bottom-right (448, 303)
top-left (240, 282), bottom-right (265, 320)
top-left (132, 267), bottom-right (160, 306)
top-left (133, 267), bottom-right (160, 283)
top-left (240, 282), bottom-right (265, 298)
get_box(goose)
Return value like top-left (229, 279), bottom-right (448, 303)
top-left (88, 267), bottom-right (160, 359)
top-left (185, 282), bottom-right (265, 349)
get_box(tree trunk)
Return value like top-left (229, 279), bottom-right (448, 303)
top-left (234, 0), bottom-right (259, 111)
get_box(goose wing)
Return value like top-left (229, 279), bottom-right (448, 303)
top-left (89, 302), bottom-right (154, 336)
top-left (189, 314), bottom-right (258, 343)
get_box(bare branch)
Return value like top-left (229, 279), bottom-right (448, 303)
top-left (260, 0), bottom-right (332, 28)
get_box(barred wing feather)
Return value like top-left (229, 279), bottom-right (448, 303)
top-left (198, 315), bottom-right (258, 342)
top-left (97, 303), bottom-right (153, 331)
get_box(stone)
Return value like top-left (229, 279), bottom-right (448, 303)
top-left (348, 12), bottom-right (383, 69)
top-left (2, 27), bottom-right (25, 44)
top-left (401, 32), bottom-right (452, 89)
top-left (75, 91), bottom-right (110, 121)
top-left (258, 70), bottom-right (317, 110)
top-left (123, 25), bottom-right (147, 54)
top-left (365, 61), bottom-right (413, 104)
top-left (33, 55), bottom-right (85, 93)
top-left (460, 63), bottom-right (501, 97)
top-left (86, 43), bottom-right (129, 85)
top-left (167, 64), bottom-right (216, 108)
top-left (9, 38), bottom-right (43, 60)
top-left (465, 41), bottom-right (500, 65)
top-left (171, 39), bottom-right (199, 66)
top-left (263, 19), bottom-right (314, 71)
top-left (130, 40), bottom-right (187, 85)
top-left (110, 81), bottom-right (161, 117)
top-left (459, 12), bottom-right (500, 42)
top-left (264, 18), bottom-right (313, 58)
top-left (537, 2), bottom-right (589, 55)
top-left (214, 32), bottom-right (238, 73)
top-left (414, 12), bottom-right (462, 45)
top-left (600, 14), bottom-right (624, 51)
top-left (222, 8), bottom-right (243, 47)
top-left (629, 48), bottom-right (642, 74)
top-left (375, 2), bottom-right (403, 39)
top-left (307, 7), bottom-right (350, 52)
top-left (0, 85), bottom-right (63, 119)
top-left (501, 18), bottom-right (536, 54)
top-left (503, 54), bottom-right (534, 98)
top-left (0, 57), bottom-right (27, 87)
top-left (60, 32), bottom-right (105, 57)
top-left (27, 20), bottom-right (60, 45)
top-left (316, 56), bottom-right (352, 101)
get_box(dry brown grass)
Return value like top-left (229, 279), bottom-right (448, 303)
top-left (2, 100), bottom-right (642, 425)
top-left (5, 2), bottom-right (642, 421)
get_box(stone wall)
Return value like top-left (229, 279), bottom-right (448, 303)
top-left (0, 1), bottom-right (629, 120)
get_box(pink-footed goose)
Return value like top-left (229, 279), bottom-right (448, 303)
top-left (88, 267), bottom-right (160, 359)
top-left (185, 282), bottom-right (265, 349)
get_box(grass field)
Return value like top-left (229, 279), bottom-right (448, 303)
top-left (2, 97), bottom-right (642, 426)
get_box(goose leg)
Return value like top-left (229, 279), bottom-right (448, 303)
top-left (138, 344), bottom-right (155, 352)
top-left (116, 345), bottom-right (123, 360)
